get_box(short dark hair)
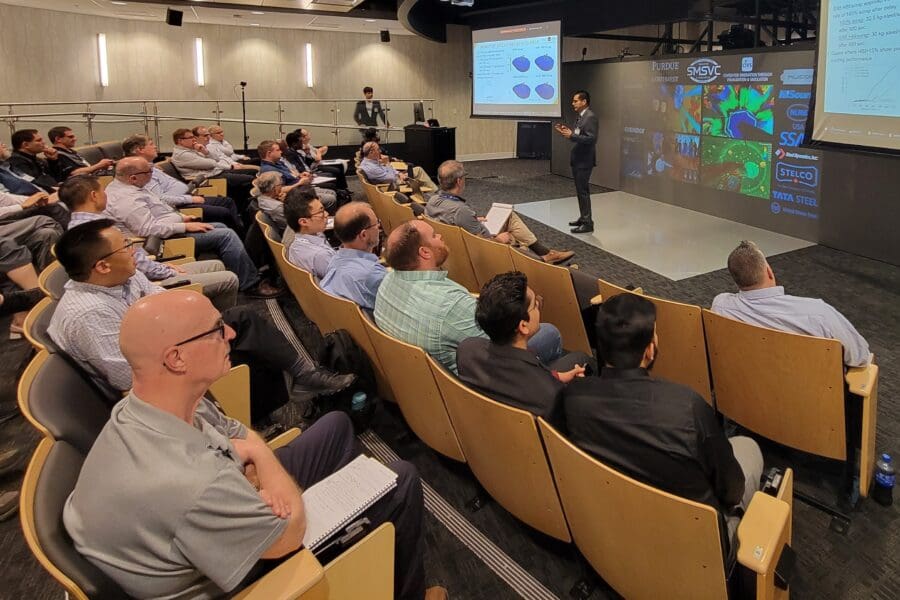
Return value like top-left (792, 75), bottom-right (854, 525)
top-left (47, 126), bottom-right (71, 144)
top-left (595, 294), bottom-right (656, 369)
top-left (384, 221), bottom-right (422, 271)
top-left (574, 90), bottom-right (591, 105)
top-left (285, 131), bottom-right (302, 149)
top-left (333, 203), bottom-right (374, 243)
top-left (475, 272), bottom-right (529, 346)
top-left (257, 140), bottom-right (279, 159)
top-left (11, 129), bottom-right (38, 150)
top-left (172, 128), bottom-right (192, 144)
top-left (284, 185), bottom-right (319, 232)
top-left (363, 86), bottom-right (373, 94)
top-left (56, 218), bottom-right (117, 282)
top-left (122, 134), bottom-right (151, 156)
top-left (362, 128), bottom-right (380, 142)
top-left (58, 175), bottom-right (101, 210)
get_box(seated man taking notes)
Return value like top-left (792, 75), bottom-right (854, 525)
top-left (64, 289), bottom-right (446, 600)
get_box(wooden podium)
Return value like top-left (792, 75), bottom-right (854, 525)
top-left (403, 125), bottom-right (456, 177)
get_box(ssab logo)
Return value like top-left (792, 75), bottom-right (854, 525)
top-left (687, 58), bottom-right (721, 83)
top-left (775, 162), bottom-right (818, 188)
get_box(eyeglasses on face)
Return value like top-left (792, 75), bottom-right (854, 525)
top-left (364, 219), bottom-right (381, 230)
top-left (172, 318), bottom-right (226, 347)
top-left (307, 208), bottom-right (327, 219)
top-left (130, 170), bottom-right (152, 177)
top-left (179, 135), bottom-right (195, 141)
top-left (95, 239), bottom-right (137, 263)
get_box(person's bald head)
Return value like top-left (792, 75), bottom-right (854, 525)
top-left (362, 142), bottom-right (380, 159)
top-left (333, 201), bottom-right (379, 251)
top-left (121, 290), bottom-right (234, 387)
top-left (115, 156), bottom-right (153, 188)
top-left (385, 219), bottom-right (448, 272)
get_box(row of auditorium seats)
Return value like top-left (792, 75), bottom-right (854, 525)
top-left (255, 212), bottom-right (795, 599)
top-left (17, 258), bottom-right (396, 598)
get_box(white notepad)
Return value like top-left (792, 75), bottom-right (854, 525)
top-left (484, 203), bottom-right (514, 236)
top-left (301, 455), bottom-right (398, 551)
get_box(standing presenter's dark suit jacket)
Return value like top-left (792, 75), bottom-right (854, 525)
top-left (569, 108), bottom-right (598, 168)
top-left (354, 100), bottom-right (388, 127)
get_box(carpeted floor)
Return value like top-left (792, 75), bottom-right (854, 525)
top-left (0, 159), bottom-right (896, 599)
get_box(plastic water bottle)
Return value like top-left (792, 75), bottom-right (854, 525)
top-left (349, 391), bottom-right (372, 434)
top-left (872, 453), bottom-right (895, 506)
top-left (351, 391), bottom-right (367, 414)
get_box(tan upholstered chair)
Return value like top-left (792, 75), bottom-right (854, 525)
top-left (702, 309), bottom-right (879, 498)
top-left (511, 251), bottom-right (592, 354)
top-left (360, 315), bottom-right (465, 462)
top-left (539, 418), bottom-right (794, 600)
top-left (430, 360), bottom-right (570, 541)
top-left (598, 280), bottom-right (712, 405)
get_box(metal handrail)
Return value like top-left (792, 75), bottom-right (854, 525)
top-left (2, 98), bottom-right (436, 147)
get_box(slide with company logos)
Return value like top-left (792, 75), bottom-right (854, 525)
top-left (616, 50), bottom-right (822, 225)
top-left (472, 21), bottom-right (561, 118)
top-left (813, 0), bottom-right (900, 151)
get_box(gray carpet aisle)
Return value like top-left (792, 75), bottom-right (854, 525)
top-left (0, 159), bottom-right (896, 599)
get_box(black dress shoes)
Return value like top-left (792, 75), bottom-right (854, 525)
top-left (570, 222), bottom-right (594, 234)
top-left (568, 218), bottom-right (584, 226)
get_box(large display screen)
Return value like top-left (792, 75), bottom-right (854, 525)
top-left (813, 0), bottom-right (900, 151)
top-left (619, 51), bottom-right (822, 223)
top-left (472, 21), bottom-right (561, 118)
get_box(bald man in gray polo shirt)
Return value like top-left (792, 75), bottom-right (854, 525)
top-left (63, 290), bottom-right (445, 600)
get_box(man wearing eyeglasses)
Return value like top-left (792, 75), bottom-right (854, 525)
top-left (63, 289), bottom-right (443, 600)
top-left (319, 202), bottom-right (386, 311)
top-left (457, 271), bottom-right (592, 425)
top-left (47, 218), bottom-right (356, 411)
top-left (170, 128), bottom-right (255, 211)
top-left (283, 185), bottom-right (335, 280)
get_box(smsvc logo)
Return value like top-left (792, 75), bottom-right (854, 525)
top-left (776, 162), bottom-right (818, 188)
top-left (687, 58), bottom-right (721, 83)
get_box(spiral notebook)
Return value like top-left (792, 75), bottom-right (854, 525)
top-left (301, 455), bottom-right (398, 551)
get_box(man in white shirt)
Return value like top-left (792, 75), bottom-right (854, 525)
top-left (170, 128), bottom-right (255, 211)
top-left (284, 185), bottom-right (335, 280)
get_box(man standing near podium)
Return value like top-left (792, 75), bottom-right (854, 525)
top-left (354, 86), bottom-right (388, 134)
top-left (555, 90), bottom-right (598, 234)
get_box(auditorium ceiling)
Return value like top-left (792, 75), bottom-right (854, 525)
top-left (0, 0), bottom-right (407, 34)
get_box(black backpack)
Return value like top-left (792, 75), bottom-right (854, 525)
top-left (317, 329), bottom-right (378, 431)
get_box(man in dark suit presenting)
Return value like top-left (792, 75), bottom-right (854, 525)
top-left (354, 86), bottom-right (388, 133)
top-left (555, 91), bottom-right (598, 234)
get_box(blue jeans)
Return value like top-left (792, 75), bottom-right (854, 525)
top-left (187, 223), bottom-right (259, 290)
top-left (527, 322), bottom-right (563, 364)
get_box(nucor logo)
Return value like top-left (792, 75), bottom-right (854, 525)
top-left (776, 162), bottom-right (818, 187)
top-left (687, 58), bottom-right (721, 83)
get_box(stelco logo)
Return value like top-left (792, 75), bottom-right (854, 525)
top-left (687, 58), bottom-right (721, 83)
top-left (775, 162), bottom-right (818, 188)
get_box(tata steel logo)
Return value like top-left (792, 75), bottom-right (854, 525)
top-left (776, 162), bottom-right (818, 188)
top-left (787, 104), bottom-right (809, 122)
top-left (687, 58), bottom-right (721, 83)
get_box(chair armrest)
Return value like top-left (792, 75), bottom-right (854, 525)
top-left (736, 492), bottom-right (791, 576)
top-left (589, 293), bottom-right (603, 306)
top-left (197, 178), bottom-right (227, 197)
top-left (845, 362), bottom-right (877, 397)
top-left (162, 237), bottom-right (196, 262)
top-left (232, 548), bottom-right (324, 600)
top-left (180, 207), bottom-right (203, 219)
top-left (268, 428), bottom-right (301, 450)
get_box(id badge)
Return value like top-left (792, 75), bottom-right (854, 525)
top-left (574, 128), bottom-right (581, 135)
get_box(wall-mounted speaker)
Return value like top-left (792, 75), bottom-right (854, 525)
top-left (380, 30), bottom-right (391, 43)
top-left (166, 8), bottom-right (183, 27)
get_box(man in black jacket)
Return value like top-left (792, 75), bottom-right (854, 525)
top-left (7, 129), bottom-right (60, 192)
top-left (562, 293), bottom-right (763, 541)
top-left (555, 91), bottom-right (598, 233)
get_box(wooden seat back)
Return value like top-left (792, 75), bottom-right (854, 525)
top-left (430, 362), bottom-right (570, 541)
top-left (278, 247), bottom-right (335, 334)
top-left (511, 251), bottom-right (591, 354)
top-left (381, 192), bottom-right (416, 235)
top-left (360, 316), bottom-right (465, 462)
top-left (38, 261), bottom-right (68, 300)
top-left (538, 419), bottom-right (728, 600)
top-left (24, 297), bottom-right (58, 353)
top-left (460, 228), bottom-right (516, 289)
top-left (598, 280), bottom-right (712, 405)
top-left (702, 309), bottom-right (847, 460)
top-left (421, 216), bottom-right (479, 293)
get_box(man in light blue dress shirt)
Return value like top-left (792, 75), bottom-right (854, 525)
top-left (284, 185), bottom-right (335, 280)
top-left (319, 202), bottom-right (386, 311)
top-left (711, 240), bottom-right (870, 367)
